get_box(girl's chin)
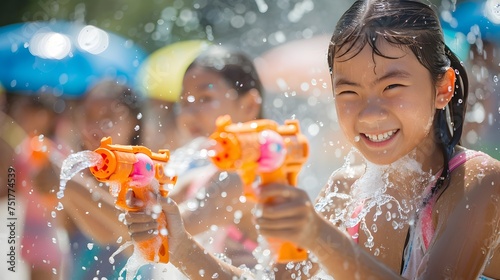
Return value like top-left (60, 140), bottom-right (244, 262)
top-left (357, 149), bottom-right (404, 166)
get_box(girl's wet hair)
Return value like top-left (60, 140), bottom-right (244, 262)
top-left (186, 45), bottom-right (264, 117)
top-left (327, 0), bottom-right (469, 198)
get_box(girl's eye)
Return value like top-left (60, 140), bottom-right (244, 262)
top-left (385, 84), bottom-right (403, 90)
top-left (336, 90), bottom-right (357, 96)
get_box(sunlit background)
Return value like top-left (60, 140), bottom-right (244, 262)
top-left (0, 0), bottom-right (499, 279)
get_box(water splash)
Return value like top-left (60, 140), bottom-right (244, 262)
top-left (110, 241), bottom-right (149, 280)
top-left (57, 150), bottom-right (103, 199)
top-left (165, 137), bottom-right (212, 177)
top-left (316, 148), bottom-right (433, 251)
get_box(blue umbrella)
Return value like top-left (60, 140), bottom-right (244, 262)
top-left (441, 0), bottom-right (500, 45)
top-left (0, 21), bottom-right (148, 98)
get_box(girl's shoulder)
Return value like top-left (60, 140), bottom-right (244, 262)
top-left (451, 148), bottom-right (500, 194)
top-left (458, 148), bottom-right (500, 175)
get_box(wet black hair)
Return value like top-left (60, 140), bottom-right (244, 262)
top-left (327, 0), bottom-right (469, 199)
top-left (186, 45), bottom-right (264, 117)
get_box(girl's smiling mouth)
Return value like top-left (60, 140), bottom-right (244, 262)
top-left (362, 129), bottom-right (399, 143)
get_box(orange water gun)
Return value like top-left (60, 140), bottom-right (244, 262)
top-left (208, 115), bottom-right (309, 263)
top-left (89, 137), bottom-right (177, 263)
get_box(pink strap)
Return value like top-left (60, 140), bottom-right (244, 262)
top-left (421, 150), bottom-right (485, 249)
top-left (347, 203), bottom-right (364, 243)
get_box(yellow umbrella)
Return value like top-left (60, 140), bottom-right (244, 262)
top-left (137, 40), bottom-right (211, 102)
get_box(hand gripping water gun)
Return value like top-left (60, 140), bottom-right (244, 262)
top-left (208, 115), bottom-right (309, 263)
top-left (89, 137), bottom-right (177, 263)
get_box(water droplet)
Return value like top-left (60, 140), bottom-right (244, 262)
top-left (134, 125), bottom-right (140, 131)
top-left (56, 202), bottom-right (64, 211)
top-left (118, 213), bottom-right (126, 222)
top-left (51, 211), bottom-right (57, 218)
top-left (152, 204), bottom-right (162, 214)
top-left (87, 243), bottom-right (94, 250)
top-left (137, 113), bottom-right (143, 120)
top-left (199, 269), bottom-right (205, 277)
top-left (354, 135), bottom-right (360, 142)
top-left (116, 236), bottom-right (123, 243)
top-left (385, 211), bottom-right (392, 221)
top-left (219, 171), bottom-right (228, 181)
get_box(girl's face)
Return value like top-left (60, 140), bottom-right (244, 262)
top-left (332, 41), bottom-right (444, 166)
top-left (177, 66), bottom-right (252, 138)
top-left (76, 97), bottom-right (136, 150)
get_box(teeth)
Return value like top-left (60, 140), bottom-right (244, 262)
top-left (364, 130), bottom-right (397, 142)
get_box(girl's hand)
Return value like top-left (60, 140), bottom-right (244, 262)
top-left (125, 191), bottom-right (190, 260)
top-left (254, 183), bottom-right (320, 250)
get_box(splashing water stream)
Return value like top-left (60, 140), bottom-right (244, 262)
top-left (57, 150), bottom-right (103, 199)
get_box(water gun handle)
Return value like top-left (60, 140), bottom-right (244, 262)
top-left (258, 171), bottom-right (308, 263)
top-left (124, 186), bottom-right (169, 263)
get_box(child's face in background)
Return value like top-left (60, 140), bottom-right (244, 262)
top-left (76, 97), bottom-right (137, 150)
top-left (8, 96), bottom-right (58, 137)
top-left (178, 66), bottom-right (252, 138)
top-left (332, 41), bottom-right (441, 166)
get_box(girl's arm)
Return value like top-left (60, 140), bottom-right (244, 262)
top-left (255, 183), bottom-right (401, 280)
top-left (180, 171), bottom-right (253, 235)
top-left (126, 195), bottom-right (247, 280)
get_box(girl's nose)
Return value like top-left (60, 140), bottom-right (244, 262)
top-left (358, 98), bottom-right (388, 124)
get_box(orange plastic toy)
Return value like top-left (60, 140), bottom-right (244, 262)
top-left (208, 115), bottom-right (309, 263)
top-left (90, 137), bottom-right (177, 263)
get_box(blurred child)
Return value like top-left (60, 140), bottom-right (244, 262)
top-left (170, 45), bottom-right (263, 268)
top-left (53, 80), bottom-right (152, 279)
top-left (1, 91), bottom-right (65, 280)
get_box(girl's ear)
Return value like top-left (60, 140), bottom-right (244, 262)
top-left (238, 88), bottom-right (262, 119)
top-left (435, 67), bottom-right (456, 109)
